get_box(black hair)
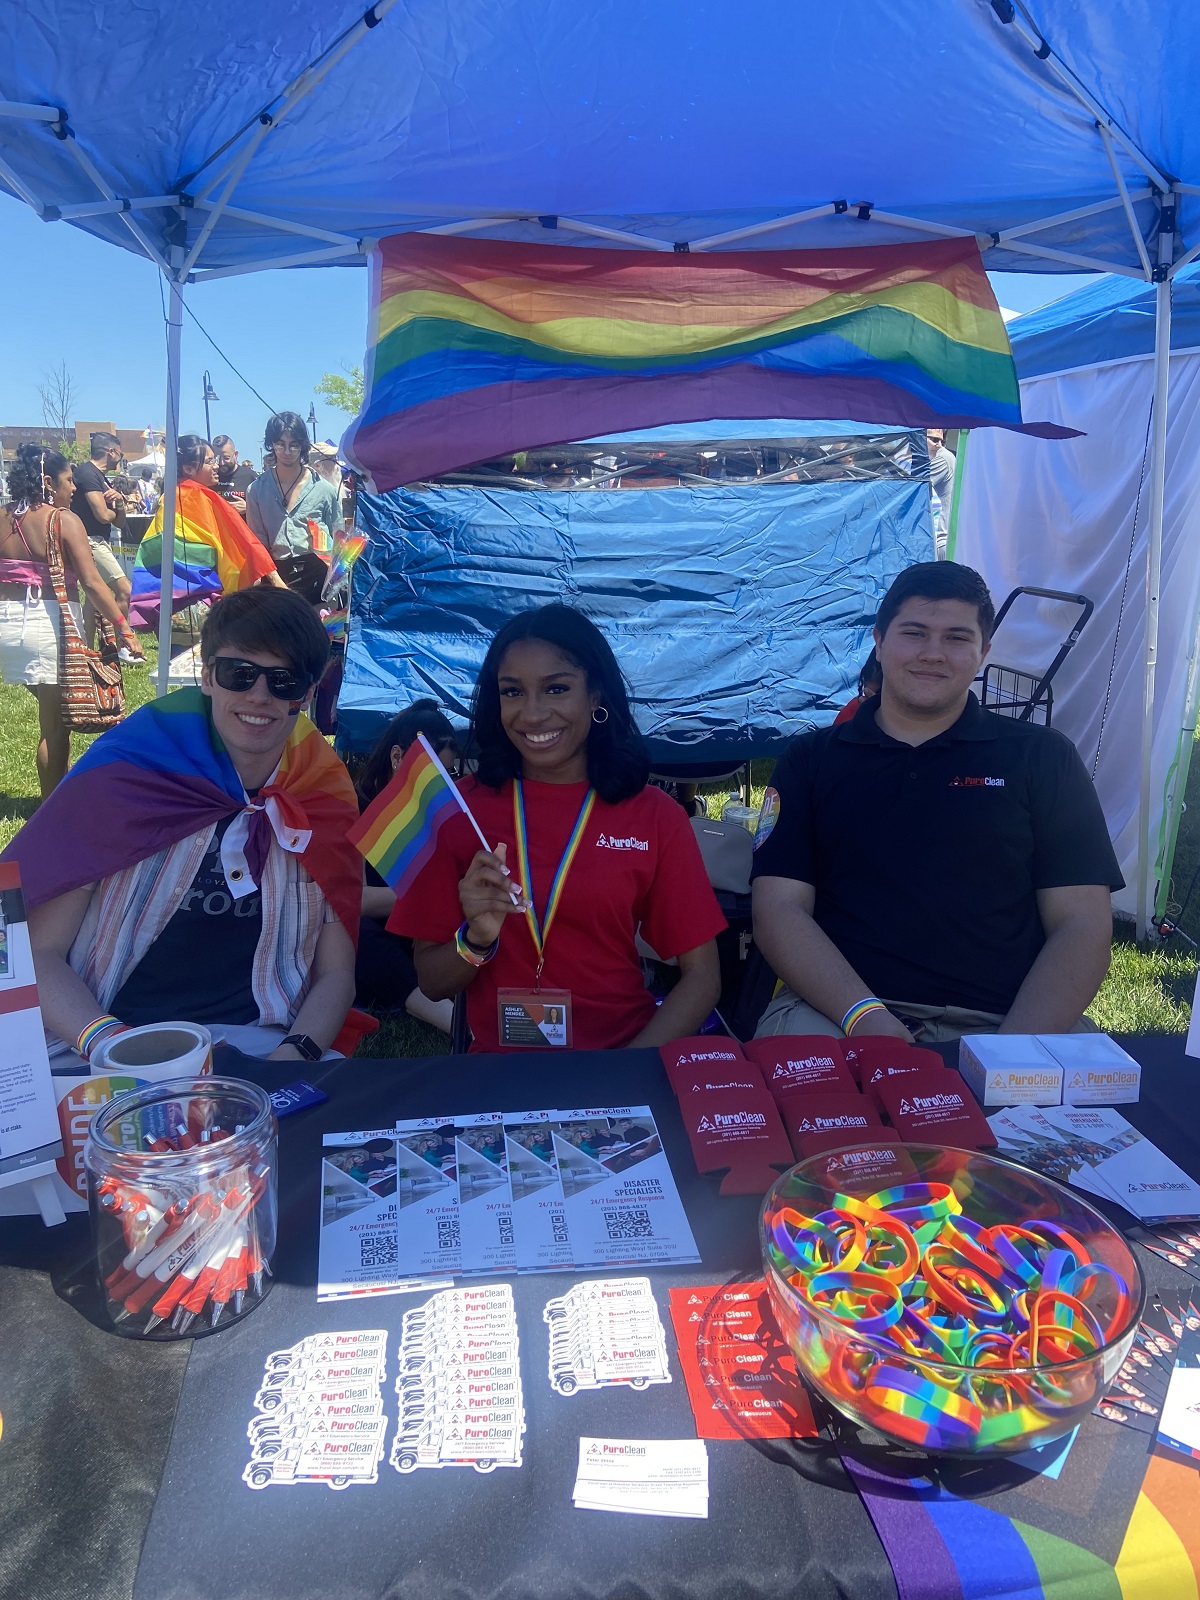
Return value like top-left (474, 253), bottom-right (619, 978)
top-left (211, 434), bottom-right (234, 452)
top-left (875, 561), bottom-right (996, 642)
top-left (90, 431), bottom-right (121, 456)
top-left (177, 434), bottom-right (212, 480)
top-left (112, 474), bottom-right (135, 496)
top-left (7, 443), bottom-right (70, 507)
top-left (857, 647), bottom-right (882, 698)
top-left (264, 411), bottom-right (310, 462)
top-left (200, 587), bottom-right (330, 684)
top-left (471, 604), bottom-right (648, 804)
top-left (359, 698), bottom-right (458, 803)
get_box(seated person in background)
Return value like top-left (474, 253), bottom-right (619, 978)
top-left (751, 561), bottom-right (1122, 1044)
top-left (832, 647), bottom-right (882, 726)
top-left (355, 698), bottom-right (461, 1032)
top-left (390, 604), bottom-right (725, 1050)
top-left (8, 587), bottom-right (361, 1065)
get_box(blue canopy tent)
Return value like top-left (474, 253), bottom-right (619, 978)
top-left (340, 421), bottom-right (934, 760)
top-left (4, 0), bottom-right (1200, 928)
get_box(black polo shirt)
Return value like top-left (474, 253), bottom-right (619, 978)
top-left (750, 693), bottom-right (1123, 1015)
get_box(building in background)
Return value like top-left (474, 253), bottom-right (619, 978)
top-left (0, 422), bottom-right (151, 490)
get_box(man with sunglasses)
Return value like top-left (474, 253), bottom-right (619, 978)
top-left (16, 589), bottom-right (361, 1064)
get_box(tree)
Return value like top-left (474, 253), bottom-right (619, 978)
top-left (37, 361), bottom-right (79, 452)
top-left (315, 363), bottom-right (364, 416)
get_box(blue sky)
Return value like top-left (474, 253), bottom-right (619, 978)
top-left (0, 192), bottom-right (1096, 462)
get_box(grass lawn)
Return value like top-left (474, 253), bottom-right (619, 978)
top-left (1, 666), bottom-right (1195, 1049)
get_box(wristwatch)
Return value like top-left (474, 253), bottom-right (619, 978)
top-left (280, 1032), bottom-right (322, 1061)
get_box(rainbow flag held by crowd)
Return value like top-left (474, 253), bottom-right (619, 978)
top-left (130, 479), bottom-right (277, 626)
top-left (1, 688), bottom-right (361, 941)
top-left (349, 733), bottom-right (464, 895)
top-left (343, 232), bottom-right (1076, 490)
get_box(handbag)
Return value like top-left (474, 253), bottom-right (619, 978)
top-left (44, 510), bottom-right (126, 733)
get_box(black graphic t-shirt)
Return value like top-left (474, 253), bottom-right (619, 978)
top-left (112, 816), bottom-right (263, 1026)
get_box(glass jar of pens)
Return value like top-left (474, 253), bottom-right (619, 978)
top-left (85, 1076), bottom-right (277, 1339)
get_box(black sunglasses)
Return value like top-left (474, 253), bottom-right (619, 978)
top-left (211, 656), bottom-right (312, 700)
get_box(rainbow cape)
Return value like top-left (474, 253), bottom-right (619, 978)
top-left (345, 233), bottom-right (1075, 489)
top-left (1, 688), bottom-right (360, 941)
top-left (130, 480), bottom-right (277, 627)
top-left (844, 1442), bottom-right (1200, 1599)
top-left (349, 734), bottom-right (461, 894)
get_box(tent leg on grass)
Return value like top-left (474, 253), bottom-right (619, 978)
top-left (156, 246), bottom-right (184, 696)
top-left (1137, 254), bottom-right (1174, 939)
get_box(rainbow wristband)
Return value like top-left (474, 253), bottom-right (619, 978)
top-left (454, 922), bottom-right (498, 968)
top-left (78, 1014), bottom-right (125, 1059)
top-left (841, 997), bottom-right (888, 1035)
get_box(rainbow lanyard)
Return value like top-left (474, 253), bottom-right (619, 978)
top-left (512, 779), bottom-right (596, 981)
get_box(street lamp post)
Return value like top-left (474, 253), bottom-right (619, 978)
top-left (202, 371), bottom-right (219, 441)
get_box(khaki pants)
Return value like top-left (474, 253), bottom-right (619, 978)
top-left (754, 986), bottom-right (1098, 1044)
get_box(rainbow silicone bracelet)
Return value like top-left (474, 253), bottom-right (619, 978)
top-left (78, 1014), bottom-right (125, 1059)
top-left (841, 997), bottom-right (889, 1034)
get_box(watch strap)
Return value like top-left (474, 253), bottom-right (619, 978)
top-left (281, 1032), bottom-right (322, 1061)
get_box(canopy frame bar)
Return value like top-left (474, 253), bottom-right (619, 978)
top-left (59, 133), bottom-right (172, 273)
top-left (1097, 123), bottom-right (1155, 279)
top-left (0, 149), bottom-right (46, 213)
top-left (0, 100), bottom-right (62, 123)
top-left (549, 217), bottom-right (673, 251)
top-left (193, 198), bottom-right (360, 248)
top-left (990, 1), bottom-right (1172, 194)
top-left (690, 205), bottom-right (837, 251)
top-left (188, 241), bottom-right (365, 282)
top-left (995, 238), bottom-right (1146, 276)
top-left (52, 194), bottom-right (179, 220)
top-left (997, 189), bottom-right (1150, 243)
top-left (180, 0), bottom-right (402, 277)
top-left (156, 244), bottom-right (185, 696)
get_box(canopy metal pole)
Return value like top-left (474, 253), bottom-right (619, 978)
top-left (1136, 253), bottom-right (1174, 937)
top-left (156, 247), bottom-right (185, 696)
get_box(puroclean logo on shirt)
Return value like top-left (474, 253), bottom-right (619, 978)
top-left (595, 833), bottom-right (650, 851)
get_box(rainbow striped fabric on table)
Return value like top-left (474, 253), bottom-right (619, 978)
top-left (844, 1445), bottom-right (1200, 1599)
top-left (129, 480), bottom-right (277, 627)
top-left (344, 232), bottom-right (1073, 490)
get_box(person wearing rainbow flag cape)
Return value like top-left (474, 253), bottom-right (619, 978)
top-left (384, 604), bottom-right (726, 1051)
top-left (4, 588), bottom-right (361, 1065)
top-left (128, 435), bottom-right (284, 628)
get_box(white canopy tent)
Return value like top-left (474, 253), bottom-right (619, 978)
top-left (4, 0), bottom-right (1200, 929)
top-left (953, 268), bottom-right (1200, 926)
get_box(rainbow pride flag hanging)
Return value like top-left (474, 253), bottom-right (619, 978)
top-left (130, 479), bottom-right (278, 627)
top-left (344, 232), bottom-right (1074, 490)
top-left (349, 733), bottom-right (464, 895)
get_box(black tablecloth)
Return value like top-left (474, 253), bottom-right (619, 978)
top-left (2, 1036), bottom-right (1198, 1600)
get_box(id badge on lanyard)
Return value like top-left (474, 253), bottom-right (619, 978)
top-left (497, 780), bottom-right (595, 1048)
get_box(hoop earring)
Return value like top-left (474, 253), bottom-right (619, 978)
top-left (592, 706), bottom-right (609, 724)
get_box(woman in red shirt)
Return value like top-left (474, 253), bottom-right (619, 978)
top-left (390, 605), bottom-right (725, 1050)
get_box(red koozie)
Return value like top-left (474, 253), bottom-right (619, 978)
top-left (671, 1060), bottom-right (767, 1097)
top-left (841, 1034), bottom-right (918, 1084)
top-left (660, 1036), bottom-right (748, 1094)
top-left (798, 1136), bottom-right (919, 1195)
top-left (875, 1074), bottom-right (997, 1149)
top-left (681, 1087), bottom-right (794, 1197)
top-left (783, 1092), bottom-right (883, 1158)
top-left (744, 1037), bottom-right (856, 1102)
top-left (860, 1049), bottom-right (950, 1109)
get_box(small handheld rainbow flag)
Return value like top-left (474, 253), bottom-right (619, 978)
top-left (349, 732), bottom-right (502, 897)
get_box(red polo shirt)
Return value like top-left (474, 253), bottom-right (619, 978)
top-left (388, 776), bottom-right (726, 1051)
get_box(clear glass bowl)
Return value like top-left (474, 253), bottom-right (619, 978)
top-left (761, 1141), bottom-right (1143, 1454)
top-left (85, 1076), bottom-right (277, 1339)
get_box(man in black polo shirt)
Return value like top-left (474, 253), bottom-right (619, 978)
top-left (751, 562), bottom-right (1122, 1043)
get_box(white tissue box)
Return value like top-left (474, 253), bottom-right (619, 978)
top-left (958, 1035), bottom-right (1064, 1106)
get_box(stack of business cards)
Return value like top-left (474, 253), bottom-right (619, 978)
top-left (572, 1437), bottom-right (708, 1518)
top-left (389, 1283), bottom-right (525, 1474)
top-left (987, 1104), bottom-right (1200, 1221)
top-left (242, 1331), bottom-right (388, 1491)
top-left (544, 1277), bottom-right (671, 1396)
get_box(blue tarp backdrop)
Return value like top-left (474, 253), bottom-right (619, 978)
top-left (339, 466), bottom-right (933, 760)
